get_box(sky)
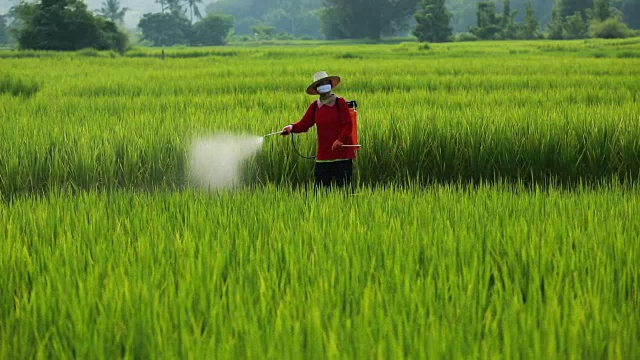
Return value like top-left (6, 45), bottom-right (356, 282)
top-left (0, 0), bottom-right (175, 29)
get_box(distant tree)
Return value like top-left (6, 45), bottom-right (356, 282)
top-left (318, 2), bottom-right (348, 40)
top-left (191, 13), bottom-right (234, 45)
top-left (563, 11), bottom-right (588, 38)
top-left (263, 8), bottom-right (293, 35)
top-left (609, 0), bottom-right (626, 19)
top-left (208, 0), bottom-right (271, 21)
top-left (250, 21), bottom-right (276, 39)
top-left (412, 0), bottom-right (452, 42)
top-left (446, 0), bottom-right (480, 33)
top-left (590, 17), bottom-right (632, 37)
top-left (320, 0), bottom-right (420, 40)
top-left (96, 17), bottom-right (129, 53)
top-left (12, 0), bottom-right (128, 52)
top-left (500, 0), bottom-right (517, 39)
top-left (206, 0), bottom-right (323, 38)
top-left (156, 0), bottom-right (168, 13)
top-left (263, 1), bottom-right (313, 36)
top-left (166, 0), bottom-right (184, 16)
top-left (138, 12), bottom-right (192, 46)
top-left (235, 16), bottom-right (260, 35)
top-left (517, 0), bottom-right (540, 39)
top-left (446, 0), bottom-right (554, 33)
top-left (558, 0), bottom-right (594, 18)
top-left (0, 14), bottom-right (7, 45)
top-left (184, 0), bottom-right (203, 23)
top-left (471, 1), bottom-right (502, 39)
top-left (4, 5), bottom-right (20, 46)
top-left (545, 4), bottom-right (564, 39)
top-left (531, 0), bottom-right (555, 27)
top-left (591, 0), bottom-right (612, 21)
top-left (96, 0), bottom-right (128, 25)
top-left (588, 0), bottom-right (632, 38)
top-left (621, 0), bottom-right (640, 29)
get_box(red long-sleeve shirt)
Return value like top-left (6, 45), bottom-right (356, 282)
top-left (291, 96), bottom-right (356, 161)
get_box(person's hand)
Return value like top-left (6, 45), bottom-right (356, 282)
top-left (281, 125), bottom-right (293, 136)
top-left (332, 139), bottom-right (344, 151)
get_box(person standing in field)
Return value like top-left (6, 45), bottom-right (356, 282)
top-left (281, 71), bottom-right (356, 187)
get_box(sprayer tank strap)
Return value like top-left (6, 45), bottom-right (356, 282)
top-left (313, 95), bottom-right (342, 119)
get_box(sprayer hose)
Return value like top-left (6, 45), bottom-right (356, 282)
top-left (290, 133), bottom-right (316, 160)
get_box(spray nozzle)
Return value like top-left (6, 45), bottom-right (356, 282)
top-left (263, 131), bottom-right (283, 137)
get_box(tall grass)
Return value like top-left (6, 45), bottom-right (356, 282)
top-left (1, 185), bottom-right (639, 358)
top-left (0, 72), bottom-right (39, 97)
top-left (2, 41), bottom-right (639, 194)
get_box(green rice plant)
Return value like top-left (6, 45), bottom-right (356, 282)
top-left (0, 39), bottom-right (639, 196)
top-left (0, 72), bottom-right (39, 97)
top-left (76, 48), bottom-right (100, 57)
top-left (0, 50), bottom-right (47, 59)
top-left (616, 51), bottom-right (640, 58)
top-left (0, 185), bottom-right (639, 358)
top-left (335, 52), bottom-right (363, 59)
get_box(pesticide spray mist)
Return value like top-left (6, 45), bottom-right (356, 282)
top-left (188, 134), bottom-right (264, 190)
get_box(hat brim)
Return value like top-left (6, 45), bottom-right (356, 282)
top-left (306, 76), bottom-right (341, 95)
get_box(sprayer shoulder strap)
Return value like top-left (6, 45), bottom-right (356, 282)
top-left (313, 96), bottom-right (343, 119)
top-left (336, 96), bottom-right (342, 112)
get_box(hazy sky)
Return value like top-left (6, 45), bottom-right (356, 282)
top-left (0, 0), bottom-right (178, 28)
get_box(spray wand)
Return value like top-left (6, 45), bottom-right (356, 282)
top-left (262, 131), bottom-right (283, 138)
top-left (263, 131), bottom-right (360, 159)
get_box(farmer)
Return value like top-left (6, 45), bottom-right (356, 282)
top-left (281, 71), bottom-right (356, 187)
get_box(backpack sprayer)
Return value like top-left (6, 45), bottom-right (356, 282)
top-left (263, 100), bottom-right (360, 159)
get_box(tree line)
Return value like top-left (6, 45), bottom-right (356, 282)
top-left (5, 0), bottom-right (128, 52)
top-left (1, 0), bottom-right (234, 50)
top-left (0, 0), bottom-right (639, 50)
top-left (206, 0), bottom-right (638, 38)
top-left (137, 0), bottom-right (234, 46)
top-left (415, 0), bottom-right (638, 42)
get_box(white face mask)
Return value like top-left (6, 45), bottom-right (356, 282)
top-left (316, 84), bottom-right (332, 94)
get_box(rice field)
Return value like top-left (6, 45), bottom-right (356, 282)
top-left (1, 39), bottom-right (640, 358)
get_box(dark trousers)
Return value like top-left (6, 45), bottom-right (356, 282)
top-left (314, 160), bottom-right (353, 187)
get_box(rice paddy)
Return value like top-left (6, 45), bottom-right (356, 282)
top-left (1, 38), bottom-right (639, 358)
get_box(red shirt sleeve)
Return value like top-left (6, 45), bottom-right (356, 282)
top-left (291, 102), bottom-right (316, 133)
top-left (337, 98), bottom-right (352, 144)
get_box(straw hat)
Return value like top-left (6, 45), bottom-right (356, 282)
top-left (306, 71), bottom-right (341, 95)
